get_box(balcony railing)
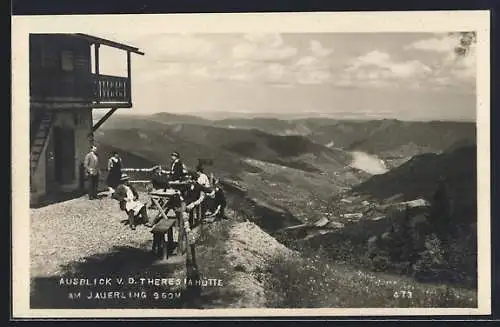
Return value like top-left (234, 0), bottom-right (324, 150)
top-left (94, 74), bottom-right (130, 104)
top-left (30, 71), bottom-right (132, 107)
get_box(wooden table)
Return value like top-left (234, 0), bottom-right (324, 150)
top-left (149, 189), bottom-right (183, 261)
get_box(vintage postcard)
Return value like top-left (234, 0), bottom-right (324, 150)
top-left (12, 11), bottom-right (491, 318)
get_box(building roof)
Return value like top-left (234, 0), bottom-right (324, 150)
top-left (32, 33), bottom-right (145, 55)
top-left (73, 33), bottom-right (145, 55)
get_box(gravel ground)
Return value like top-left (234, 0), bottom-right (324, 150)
top-left (30, 192), bottom-right (154, 278)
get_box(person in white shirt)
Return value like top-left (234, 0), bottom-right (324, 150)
top-left (113, 174), bottom-right (148, 230)
top-left (83, 145), bottom-right (100, 200)
top-left (195, 164), bottom-right (211, 189)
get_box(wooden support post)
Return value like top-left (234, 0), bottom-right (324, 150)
top-left (190, 244), bottom-right (197, 267)
top-left (167, 225), bottom-right (174, 252)
top-left (127, 51), bottom-right (132, 105)
top-left (92, 107), bottom-right (118, 132)
top-left (94, 44), bottom-right (100, 102)
top-left (161, 233), bottom-right (168, 261)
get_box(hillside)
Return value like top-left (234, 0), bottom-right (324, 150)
top-left (103, 114), bottom-right (475, 163)
top-left (351, 145), bottom-right (476, 223)
top-left (213, 117), bottom-right (315, 136)
top-left (97, 114), bottom-right (359, 178)
top-left (309, 119), bottom-right (476, 160)
top-left (158, 122), bottom-right (352, 172)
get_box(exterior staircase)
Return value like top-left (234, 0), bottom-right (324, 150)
top-left (30, 111), bottom-right (55, 175)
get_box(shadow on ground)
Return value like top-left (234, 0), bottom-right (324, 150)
top-left (31, 241), bottom-right (248, 309)
top-left (30, 245), bottom-right (194, 309)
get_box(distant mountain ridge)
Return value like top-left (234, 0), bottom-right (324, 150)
top-left (95, 114), bottom-right (357, 178)
top-left (100, 113), bottom-right (476, 170)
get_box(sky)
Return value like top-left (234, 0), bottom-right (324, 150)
top-left (94, 32), bottom-right (476, 121)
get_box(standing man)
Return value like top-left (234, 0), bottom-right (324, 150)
top-left (169, 151), bottom-right (185, 181)
top-left (84, 145), bottom-right (100, 200)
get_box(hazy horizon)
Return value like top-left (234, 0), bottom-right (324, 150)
top-left (95, 109), bottom-right (476, 123)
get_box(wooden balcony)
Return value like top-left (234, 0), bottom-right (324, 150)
top-left (30, 72), bottom-right (132, 109)
top-left (30, 33), bottom-right (144, 110)
top-left (93, 74), bottom-right (131, 107)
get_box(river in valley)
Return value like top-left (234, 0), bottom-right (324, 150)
top-left (348, 151), bottom-right (389, 175)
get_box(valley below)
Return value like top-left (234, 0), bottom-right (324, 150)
top-left (90, 112), bottom-right (478, 308)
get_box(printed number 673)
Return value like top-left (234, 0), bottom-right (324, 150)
top-left (393, 290), bottom-right (413, 299)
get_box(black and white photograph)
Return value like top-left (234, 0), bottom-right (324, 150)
top-left (12, 11), bottom-right (490, 317)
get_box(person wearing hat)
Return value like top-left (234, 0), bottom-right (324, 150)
top-left (84, 145), bottom-right (100, 200)
top-left (169, 151), bottom-right (185, 182)
top-left (114, 174), bottom-right (149, 230)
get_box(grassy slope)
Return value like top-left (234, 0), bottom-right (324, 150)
top-left (264, 247), bottom-right (477, 308)
top-left (194, 199), bottom-right (477, 308)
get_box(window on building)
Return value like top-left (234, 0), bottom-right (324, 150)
top-left (41, 46), bottom-right (57, 69)
top-left (61, 50), bottom-right (74, 71)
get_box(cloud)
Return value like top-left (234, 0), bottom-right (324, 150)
top-left (405, 34), bottom-right (476, 86)
top-left (297, 70), bottom-right (332, 85)
top-left (405, 35), bottom-right (458, 53)
top-left (292, 56), bottom-right (332, 85)
top-left (231, 33), bottom-right (298, 62)
top-left (348, 50), bottom-right (391, 69)
top-left (136, 34), bottom-right (334, 86)
top-left (310, 40), bottom-right (333, 57)
top-left (340, 50), bottom-right (432, 88)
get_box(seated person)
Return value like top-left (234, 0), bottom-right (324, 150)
top-left (205, 180), bottom-right (227, 220)
top-left (113, 174), bottom-right (149, 230)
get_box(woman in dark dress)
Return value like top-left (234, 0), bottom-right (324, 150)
top-left (106, 152), bottom-right (122, 192)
